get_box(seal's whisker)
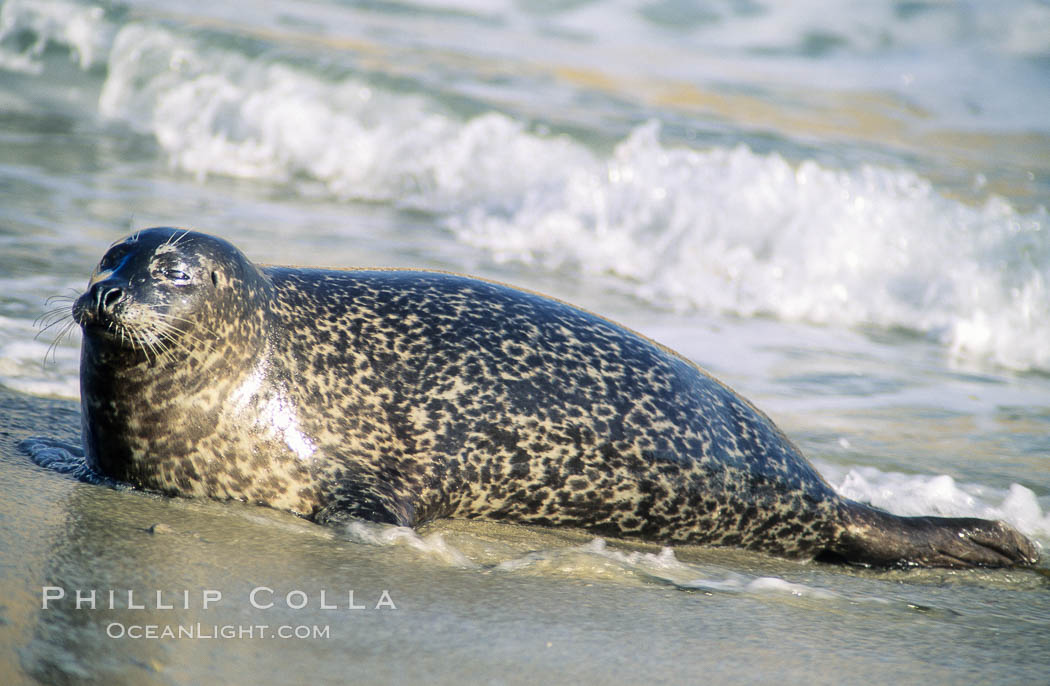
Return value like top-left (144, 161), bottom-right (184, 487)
top-left (36, 313), bottom-right (76, 340)
top-left (142, 332), bottom-right (161, 363)
top-left (153, 322), bottom-right (196, 349)
top-left (152, 331), bottom-right (179, 364)
top-left (44, 293), bottom-right (78, 307)
top-left (35, 309), bottom-right (74, 334)
top-left (171, 228), bottom-right (192, 246)
top-left (122, 323), bottom-right (154, 360)
top-left (152, 311), bottom-right (220, 342)
top-left (132, 328), bottom-right (145, 357)
top-left (149, 339), bottom-right (171, 364)
top-left (36, 295), bottom-right (77, 323)
top-left (133, 328), bottom-right (150, 359)
top-left (136, 316), bottom-right (212, 361)
top-left (144, 327), bottom-right (165, 350)
top-left (49, 319), bottom-right (76, 347)
top-left (157, 321), bottom-right (212, 345)
top-left (163, 228), bottom-right (192, 249)
top-left (156, 328), bottom-right (208, 359)
top-left (156, 331), bottom-right (178, 363)
top-left (43, 319), bottom-right (79, 366)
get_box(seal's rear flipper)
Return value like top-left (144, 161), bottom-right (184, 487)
top-left (829, 503), bottom-right (1040, 568)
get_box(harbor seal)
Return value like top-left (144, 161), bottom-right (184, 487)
top-left (72, 227), bottom-right (1039, 568)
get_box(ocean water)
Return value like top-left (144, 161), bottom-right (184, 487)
top-left (1, 0), bottom-right (1049, 683)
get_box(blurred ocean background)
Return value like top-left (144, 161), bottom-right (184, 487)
top-left (1, 1), bottom-right (1049, 684)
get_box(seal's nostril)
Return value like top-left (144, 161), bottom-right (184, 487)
top-left (103, 287), bottom-right (124, 309)
top-left (95, 284), bottom-right (126, 314)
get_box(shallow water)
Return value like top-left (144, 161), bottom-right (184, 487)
top-left (3, 387), bottom-right (1049, 686)
top-left (1, 0), bottom-right (1049, 683)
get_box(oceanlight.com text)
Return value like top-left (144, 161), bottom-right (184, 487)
top-left (106, 623), bottom-right (331, 640)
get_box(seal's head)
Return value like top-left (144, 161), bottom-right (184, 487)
top-left (75, 228), bottom-right (277, 485)
top-left (73, 227), bottom-right (268, 365)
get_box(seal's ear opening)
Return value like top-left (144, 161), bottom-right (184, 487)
top-left (211, 271), bottom-right (219, 287)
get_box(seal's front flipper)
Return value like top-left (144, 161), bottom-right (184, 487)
top-left (831, 503), bottom-right (1040, 569)
top-left (19, 436), bottom-right (126, 487)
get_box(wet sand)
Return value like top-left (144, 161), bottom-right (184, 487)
top-left (2, 385), bottom-right (1047, 686)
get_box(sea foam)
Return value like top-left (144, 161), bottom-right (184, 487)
top-left (2, 3), bottom-right (1048, 372)
top-left (89, 22), bottom-right (1050, 371)
top-left (817, 460), bottom-right (1050, 546)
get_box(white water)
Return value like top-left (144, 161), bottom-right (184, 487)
top-left (817, 460), bottom-right (1050, 545)
top-left (3, 0), bottom-right (1048, 375)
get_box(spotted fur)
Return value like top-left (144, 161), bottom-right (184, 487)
top-left (73, 228), bottom-right (1038, 568)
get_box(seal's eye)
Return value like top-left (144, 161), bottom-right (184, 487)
top-left (163, 269), bottom-right (191, 283)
